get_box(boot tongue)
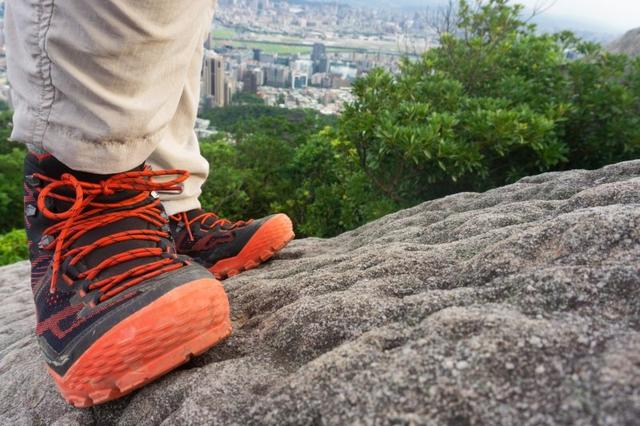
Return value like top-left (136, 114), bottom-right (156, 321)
top-left (184, 209), bottom-right (209, 221)
top-left (34, 153), bottom-right (144, 183)
top-left (30, 153), bottom-right (146, 203)
top-left (27, 153), bottom-right (169, 285)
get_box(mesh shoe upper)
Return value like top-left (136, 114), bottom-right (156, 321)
top-left (25, 153), bottom-right (213, 375)
top-left (169, 209), bottom-right (257, 268)
top-left (170, 209), bottom-right (295, 279)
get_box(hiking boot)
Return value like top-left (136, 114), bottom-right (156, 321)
top-left (24, 153), bottom-right (231, 407)
top-left (170, 210), bottom-right (294, 279)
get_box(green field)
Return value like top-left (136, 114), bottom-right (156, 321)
top-left (211, 25), bottom-right (367, 55)
top-left (213, 40), bottom-right (371, 56)
top-left (223, 41), bottom-right (313, 55)
top-left (212, 26), bottom-right (237, 39)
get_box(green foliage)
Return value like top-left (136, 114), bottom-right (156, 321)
top-left (278, 128), bottom-right (395, 237)
top-left (0, 111), bottom-right (24, 155)
top-left (339, 0), bottom-right (640, 205)
top-left (562, 51), bottom-right (640, 168)
top-left (0, 109), bottom-right (29, 264)
top-left (0, 229), bottom-right (28, 266)
top-left (0, 148), bottom-right (26, 235)
top-left (198, 134), bottom-right (252, 219)
top-left (197, 106), bottom-right (370, 237)
top-left (199, 105), bottom-right (336, 137)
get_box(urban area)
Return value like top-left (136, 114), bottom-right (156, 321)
top-left (201, 0), bottom-right (433, 116)
top-left (0, 0), bottom-right (432, 118)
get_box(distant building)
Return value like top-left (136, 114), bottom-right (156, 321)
top-left (311, 43), bottom-right (329, 74)
top-left (329, 61), bottom-right (358, 81)
top-left (275, 56), bottom-right (291, 67)
top-left (242, 68), bottom-right (263, 93)
top-left (316, 57), bottom-right (329, 73)
top-left (258, 52), bottom-right (276, 64)
top-left (194, 118), bottom-right (218, 139)
top-left (293, 59), bottom-right (314, 78)
top-left (202, 51), bottom-right (226, 108)
top-left (263, 64), bottom-right (290, 88)
top-left (224, 78), bottom-right (236, 106)
top-left (292, 74), bottom-right (308, 89)
top-left (204, 31), bottom-right (214, 50)
top-left (311, 43), bottom-right (327, 62)
top-left (311, 72), bottom-right (333, 89)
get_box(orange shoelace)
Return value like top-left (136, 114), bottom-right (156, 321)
top-left (170, 211), bottom-right (251, 242)
top-left (35, 167), bottom-right (189, 304)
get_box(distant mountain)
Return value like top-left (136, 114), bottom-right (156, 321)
top-left (293, 0), bottom-right (621, 42)
top-left (530, 13), bottom-right (620, 43)
top-left (609, 27), bottom-right (640, 57)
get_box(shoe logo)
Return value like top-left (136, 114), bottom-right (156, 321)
top-left (36, 291), bottom-right (138, 339)
top-left (36, 304), bottom-right (83, 339)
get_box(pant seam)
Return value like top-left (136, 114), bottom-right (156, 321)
top-left (33, 0), bottom-right (57, 146)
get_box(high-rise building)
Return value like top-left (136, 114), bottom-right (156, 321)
top-left (204, 31), bottom-right (214, 50)
top-left (224, 79), bottom-right (236, 106)
top-left (202, 51), bottom-right (226, 108)
top-left (242, 68), bottom-right (263, 94)
top-left (316, 57), bottom-right (329, 74)
top-left (258, 52), bottom-right (276, 64)
top-left (311, 43), bottom-right (327, 62)
top-left (311, 43), bottom-right (329, 74)
top-left (275, 56), bottom-right (290, 67)
top-left (293, 59), bottom-right (314, 78)
top-left (263, 64), bottom-right (290, 88)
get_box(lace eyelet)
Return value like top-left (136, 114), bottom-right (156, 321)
top-left (25, 175), bottom-right (41, 187)
top-left (38, 235), bottom-right (54, 249)
top-left (25, 204), bottom-right (37, 217)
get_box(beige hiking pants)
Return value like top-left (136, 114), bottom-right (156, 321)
top-left (5, 0), bottom-right (217, 215)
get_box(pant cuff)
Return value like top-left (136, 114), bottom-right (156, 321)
top-left (161, 196), bottom-right (202, 217)
top-left (36, 122), bottom-right (166, 174)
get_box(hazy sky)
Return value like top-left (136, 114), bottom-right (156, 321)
top-left (514, 0), bottom-right (639, 31)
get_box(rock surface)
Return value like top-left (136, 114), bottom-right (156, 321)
top-left (1, 161), bottom-right (640, 425)
top-left (609, 27), bottom-right (640, 57)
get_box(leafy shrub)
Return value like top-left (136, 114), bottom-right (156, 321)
top-left (0, 229), bottom-right (28, 266)
top-left (0, 148), bottom-right (26, 233)
top-left (196, 105), bottom-right (394, 237)
top-left (339, 0), bottom-right (640, 206)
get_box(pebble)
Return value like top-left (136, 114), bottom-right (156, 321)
top-left (456, 361), bottom-right (469, 370)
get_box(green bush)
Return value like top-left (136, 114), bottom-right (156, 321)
top-left (339, 0), bottom-right (640, 206)
top-left (196, 124), bottom-right (396, 238)
top-left (279, 128), bottom-right (396, 237)
top-left (0, 148), bottom-right (26, 234)
top-left (0, 229), bottom-right (28, 266)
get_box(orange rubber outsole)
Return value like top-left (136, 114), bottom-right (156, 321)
top-left (211, 213), bottom-right (295, 280)
top-left (48, 278), bottom-right (232, 408)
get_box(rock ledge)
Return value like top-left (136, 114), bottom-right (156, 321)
top-left (1, 161), bottom-right (639, 425)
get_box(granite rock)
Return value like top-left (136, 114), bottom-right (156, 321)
top-left (1, 161), bottom-right (639, 425)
